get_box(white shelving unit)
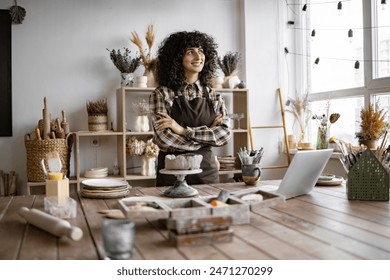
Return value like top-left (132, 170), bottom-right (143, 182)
top-left (73, 86), bottom-right (250, 189)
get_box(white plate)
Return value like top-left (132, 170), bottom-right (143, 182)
top-left (91, 167), bottom-right (108, 172)
top-left (84, 173), bottom-right (108, 178)
top-left (84, 171), bottom-right (108, 178)
top-left (81, 178), bottom-right (129, 188)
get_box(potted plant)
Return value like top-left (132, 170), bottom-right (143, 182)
top-left (86, 98), bottom-right (108, 131)
top-left (355, 102), bottom-right (388, 149)
top-left (218, 51), bottom-right (241, 89)
top-left (107, 47), bottom-right (142, 86)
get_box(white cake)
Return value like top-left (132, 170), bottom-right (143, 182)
top-left (165, 153), bottom-right (203, 170)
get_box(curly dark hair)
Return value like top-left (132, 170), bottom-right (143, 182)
top-left (156, 31), bottom-right (219, 91)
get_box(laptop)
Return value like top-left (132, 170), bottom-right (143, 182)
top-left (267, 149), bottom-right (333, 199)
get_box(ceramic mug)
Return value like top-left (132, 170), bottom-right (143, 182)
top-left (241, 164), bottom-right (261, 186)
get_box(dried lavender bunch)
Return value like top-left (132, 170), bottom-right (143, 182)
top-left (107, 47), bottom-right (142, 73)
top-left (218, 51), bottom-right (240, 76)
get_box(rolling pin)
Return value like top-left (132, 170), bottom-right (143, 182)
top-left (19, 207), bottom-right (83, 241)
top-left (61, 110), bottom-right (70, 135)
top-left (42, 97), bottom-right (51, 140)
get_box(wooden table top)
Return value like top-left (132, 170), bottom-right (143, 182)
top-left (1, 181), bottom-right (390, 260)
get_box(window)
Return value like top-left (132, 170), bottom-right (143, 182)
top-left (373, 3), bottom-right (390, 78)
top-left (298, 0), bottom-right (390, 145)
top-left (308, 0), bottom-right (364, 93)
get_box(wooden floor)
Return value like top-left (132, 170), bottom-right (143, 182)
top-left (1, 181), bottom-right (390, 260)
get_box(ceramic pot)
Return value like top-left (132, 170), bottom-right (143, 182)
top-left (241, 164), bottom-right (261, 186)
top-left (134, 115), bottom-right (150, 132)
top-left (359, 139), bottom-right (377, 150)
top-left (135, 76), bottom-right (147, 88)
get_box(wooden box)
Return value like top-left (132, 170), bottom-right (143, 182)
top-left (200, 196), bottom-right (250, 225)
top-left (167, 215), bottom-right (233, 246)
top-left (118, 198), bottom-right (171, 219)
top-left (167, 198), bottom-right (211, 219)
top-left (230, 187), bottom-right (286, 211)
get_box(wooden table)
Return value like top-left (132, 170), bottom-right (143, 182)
top-left (1, 181), bottom-right (390, 260)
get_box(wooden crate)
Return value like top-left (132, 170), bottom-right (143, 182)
top-left (230, 186), bottom-right (286, 211)
top-left (118, 198), bottom-right (171, 219)
top-left (167, 215), bottom-right (232, 235)
top-left (167, 198), bottom-right (212, 218)
top-left (200, 196), bottom-right (250, 225)
top-left (168, 229), bottom-right (233, 247)
top-left (167, 215), bottom-right (233, 246)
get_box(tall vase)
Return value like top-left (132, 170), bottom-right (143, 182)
top-left (316, 127), bottom-right (329, 149)
top-left (140, 155), bottom-right (156, 176)
top-left (134, 115), bottom-right (150, 132)
top-left (143, 69), bottom-right (156, 88)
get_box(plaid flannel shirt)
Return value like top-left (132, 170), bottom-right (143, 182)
top-left (149, 81), bottom-right (232, 152)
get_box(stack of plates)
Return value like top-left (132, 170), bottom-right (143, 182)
top-left (84, 167), bottom-right (108, 178)
top-left (81, 178), bottom-right (130, 198)
top-left (217, 156), bottom-right (237, 171)
top-left (316, 173), bottom-right (344, 186)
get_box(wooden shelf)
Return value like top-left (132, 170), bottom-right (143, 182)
top-left (72, 87), bottom-right (249, 189)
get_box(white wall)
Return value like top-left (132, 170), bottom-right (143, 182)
top-left (0, 0), bottom-right (285, 193)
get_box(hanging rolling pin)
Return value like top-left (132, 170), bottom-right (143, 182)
top-left (19, 207), bottom-right (83, 241)
top-left (61, 110), bottom-right (70, 135)
top-left (42, 97), bottom-right (51, 140)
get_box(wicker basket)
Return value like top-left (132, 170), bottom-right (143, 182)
top-left (25, 134), bottom-right (72, 182)
top-left (88, 114), bottom-right (108, 131)
top-left (347, 148), bottom-right (389, 201)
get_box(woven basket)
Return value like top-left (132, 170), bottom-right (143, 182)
top-left (25, 134), bottom-right (72, 182)
top-left (88, 114), bottom-right (108, 131)
top-left (347, 148), bottom-right (389, 201)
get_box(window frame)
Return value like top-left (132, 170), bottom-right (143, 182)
top-left (299, 0), bottom-right (390, 107)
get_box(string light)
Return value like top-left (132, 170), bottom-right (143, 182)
top-left (354, 60), bottom-right (360, 72)
top-left (381, 0), bottom-right (387, 10)
top-left (314, 57), bottom-right (320, 68)
top-left (348, 29), bottom-right (353, 42)
top-left (337, 1), bottom-right (342, 15)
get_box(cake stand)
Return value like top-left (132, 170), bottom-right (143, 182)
top-left (159, 169), bottom-right (202, 198)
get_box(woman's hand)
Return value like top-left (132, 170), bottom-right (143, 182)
top-left (211, 114), bottom-right (226, 128)
top-left (154, 112), bottom-right (186, 135)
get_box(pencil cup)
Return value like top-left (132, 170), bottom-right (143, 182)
top-left (241, 164), bottom-right (261, 186)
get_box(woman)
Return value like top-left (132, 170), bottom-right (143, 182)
top-left (149, 31), bottom-right (231, 186)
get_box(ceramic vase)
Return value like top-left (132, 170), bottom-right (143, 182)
top-left (134, 115), bottom-right (150, 132)
top-left (223, 75), bottom-right (241, 89)
top-left (143, 70), bottom-right (156, 88)
top-left (212, 76), bottom-right (224, 89)
top-left (120, 73), bottom-right (134, 87)
top-left (140, 155), bottom-right (156, 176)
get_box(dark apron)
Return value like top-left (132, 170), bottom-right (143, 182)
top-left (156, 88), bottom-right (219, 186)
